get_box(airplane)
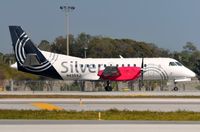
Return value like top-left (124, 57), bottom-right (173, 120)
top-left (9, 26), bottom-right (196, 91)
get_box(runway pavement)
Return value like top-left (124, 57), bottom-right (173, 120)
top-left (0, 120), bottom-right (200, 132)
top-left (1, 98), bottom-right (200, 111)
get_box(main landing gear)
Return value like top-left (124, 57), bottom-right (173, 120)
top-left (105, 81), bottom-right (112, 91)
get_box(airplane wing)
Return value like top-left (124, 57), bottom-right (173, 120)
top-left (98, 66), bottom-right (141, 81)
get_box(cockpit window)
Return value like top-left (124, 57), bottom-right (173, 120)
top-left (169, 61), bottom-right (183, 66)
top-left (169, 62), bottom-right (177, 66)
top-left (175, 62), bottom-right (183, 66)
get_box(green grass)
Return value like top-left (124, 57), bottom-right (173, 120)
top-left (0, 109), bottom-right (200, 120)
top-left (0, 64), bottom-right (39, 80)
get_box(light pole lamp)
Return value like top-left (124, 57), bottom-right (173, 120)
top-left (60, 5), bottom-right (75, 55)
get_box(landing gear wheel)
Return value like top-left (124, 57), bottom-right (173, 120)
top-left (173, 81), bottom-right (178, 91)
top-left (173, 87), bottom-right (178, 91)
top-left (105, 81), bottom-right (112, 91)
top-left (105, 86), bottom-right (112, 91)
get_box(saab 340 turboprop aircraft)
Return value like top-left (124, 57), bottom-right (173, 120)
top-left (9, 26), bottom-right (196, 91)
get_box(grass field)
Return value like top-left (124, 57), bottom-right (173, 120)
top-left (0, 109), bottom-right (200, 120)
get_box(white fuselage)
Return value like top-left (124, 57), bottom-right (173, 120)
top-left (41, 51), bottom-right (196, 81)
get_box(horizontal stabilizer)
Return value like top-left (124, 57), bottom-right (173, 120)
top-left (175, 78), bottom-right (191, 82)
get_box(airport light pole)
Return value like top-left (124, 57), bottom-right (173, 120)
top-left (60, 4), bottom-right (75, 55)
top-left (84, 47), bottom-right (88, 58)
top-left (84, 40), bottom-right (89, 58)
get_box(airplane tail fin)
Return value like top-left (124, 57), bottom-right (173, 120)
top-left (9, 26), bottom-right (47, 65)
top-left (9, 26), bottom-right (62, 79)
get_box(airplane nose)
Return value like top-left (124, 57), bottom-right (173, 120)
top-left (187, 70), bottom-right (196, 78)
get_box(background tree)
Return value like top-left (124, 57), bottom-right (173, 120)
top-left (87, 37), bottom-right (117, 58)
top-left (51, 36), bottom-right (66, 54)
top-left (51, 35), bottom-right (75, 55)
top-left (169, 42), bottom-right (200, 78)
top-left (72, 33), bottom-right (91, 57)
top-left (38, 40), bottom-right (51, 52)
top-left (183, 42), bottom-right (197, 53)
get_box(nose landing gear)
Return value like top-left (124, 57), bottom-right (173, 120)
top-left (173, 82), bottom-right (179, 91)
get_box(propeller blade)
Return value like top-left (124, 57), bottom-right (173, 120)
top-left (141, 57), bottom-right (144, 68)
top-left (141, 57), bottom-right (144, 87)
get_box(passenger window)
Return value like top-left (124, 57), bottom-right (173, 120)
top-left (122, 64), bottom-right (124, 67)
top-left (128, 64), bottom-right (130, 67)
top-left (169, 62), bottom-right (177, 66)
top-left (134, 64), bottom-right (136, 67)
top-left (116, 64), bottom-right (119, 67)
top-left (104, 64), bottom-right (106, 67)
top-left (144, 64), bottom-right (147, 67)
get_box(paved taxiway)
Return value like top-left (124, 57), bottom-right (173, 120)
top-left (1, 98), bottom-right (200, 111)
top-left (0, 120), bottom-right (200, 132)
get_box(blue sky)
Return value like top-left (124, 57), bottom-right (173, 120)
top-left (1, 0), bottom-right (200, 53)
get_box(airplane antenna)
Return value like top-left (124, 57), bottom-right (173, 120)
top-left (119, 55), bottom-right (124, 58)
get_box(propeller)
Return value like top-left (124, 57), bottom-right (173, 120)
top-left (140, 56), bottom-right (144, 88)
